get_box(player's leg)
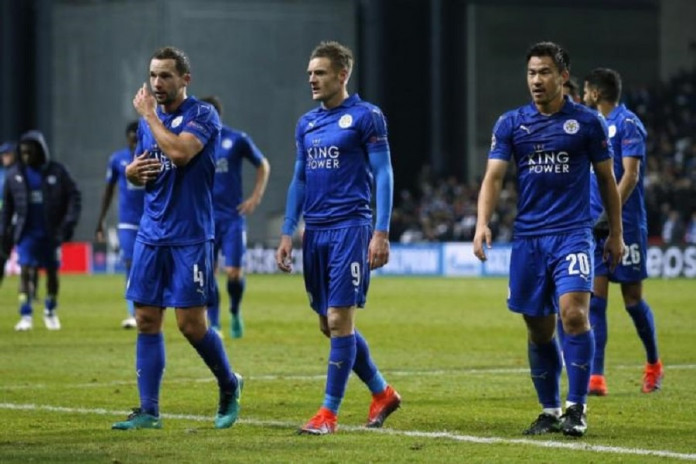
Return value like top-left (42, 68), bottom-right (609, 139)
top-left (508, 237), bottom-right (563, 435)
top-left (621, 280), bottom-right (663, 392)
top-left (555, 230), bottom-right (596, 437)
top-left (119, 228), bottom-right (138, 329)
top-left (224, 224), bottom-right (246, 338)
top-left (588, 274), bottom-right (609, 396)
top-left (353, 328), bottom-right (402, 428)
top-left (172, 241), bottom-right (241, 429)
top-left (15, 265), bottom-right (36, 331)
top-left (113, 242), bottom-right (167, 430)
top-left (14, 238), bottom-right (39, 331)
top-left (206, 230), bottom-right (223, 333)
top-left (43, 267), bottom-right (60, 330)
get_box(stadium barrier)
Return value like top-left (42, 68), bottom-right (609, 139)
top-left (3, 242), bottom-right (695, 279)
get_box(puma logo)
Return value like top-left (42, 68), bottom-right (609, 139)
top-left (328, 360), bottom-right (344, 369)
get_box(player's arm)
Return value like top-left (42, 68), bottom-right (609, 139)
top-left (95, 165), bottom-right (117, 242)
top-left (592, 158), bottom-right (624, 270)
top-left (368, 148), bottom-right (394, 270)
top-left (617, 156), bottom-right (640, 204)
top-left (59, 165), bottom-right (82, 243)
top-left (276, 158), bottom-right (306, 273)
top-left (132, 83), bottom-right (203, 166)
top-left (238, 157), bottom-right (271, 215)
top-left (473, 159), bottom-right (508, 262)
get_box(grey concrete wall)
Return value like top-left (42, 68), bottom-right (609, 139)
top-left (50, 0), bottom-right (356, 244)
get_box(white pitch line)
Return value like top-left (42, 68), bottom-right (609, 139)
top-left (1, 402), bottom-right (695, 461)
top-left (2, 363), bottom-right (695, 391)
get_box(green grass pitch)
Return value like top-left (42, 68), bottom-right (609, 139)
top-left (1, 274), bottom-right (694, 463)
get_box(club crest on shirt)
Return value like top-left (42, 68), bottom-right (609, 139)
top-left (563, 119), bottom-right (580, 134)
top-left (171, 116), bottom-right (183, 128)
top-left (222, 138), bottom-right (233, 149)
top-left (608, 125), bottom-right (617, 138)
top-left (338, 114), bottom-right (353, 129)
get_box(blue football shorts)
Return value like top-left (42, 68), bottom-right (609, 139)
top-left (126, 240), bottom-right (216, 308)
top-left (508, 229), bottom-right (595, 317)
top-left (595, 226), bottom-right (648, 283)
top-left (118, 227), bottom-right (138, 262)
top-left (16, 236), bottom-right (60, 269)
top-left (214, 220), bottom-right (246, 268)
top-left (302, 224), bottom-right (372, 316)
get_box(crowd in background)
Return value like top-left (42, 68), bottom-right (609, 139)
top-left (390, 68), bottom-right (696, 246)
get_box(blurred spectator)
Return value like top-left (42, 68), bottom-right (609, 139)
top-left (685, 211), bottom-right (696, 244)
top-left (661, 209), bottom-right (685, 244)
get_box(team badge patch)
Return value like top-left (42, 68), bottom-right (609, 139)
top-left (563, 119), bottom-right (580, 134)
top-left (608, 125), bottom-right (617, 138)
top-left (222, 138), bottom-right (233, 149)
top-left (338, 114), bottom-right (353, 128)
top-left (171, 116), bottom-right (183, 128)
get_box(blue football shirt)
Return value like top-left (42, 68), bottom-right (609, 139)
top-left (213, 126), bottom-right (265, 223)
top-left (489, 98), bottom-right (613, 236)
top-left (589, 104), bottom-right (647, 233)
top-left (23, 166), bottom-right (47, 239)
top-left (295, 94), bottom-right (389, 229)
top-left (105, 147), bottom-right (145, 227)
top-left (135, 97), bottom-right (221, 245)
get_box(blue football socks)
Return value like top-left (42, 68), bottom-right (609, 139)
top-left (589, 296), bottom-right (608, 375)
top-left (207, 283), bottom-right (221, 328)
top-left (353, 329), bottom-right (388, 394)
top-left (626, 300), bottom-right (659, 364)
top-left (192, 328), bottom-right (236, 391)
top-left (323, 334), bottom-right (357, 414)
top-left (136, 333), bottom-right (166, 417)
top-left (228, 278), bottom-right (245, 317)
top-left (563, 330), bottom-right (595, 405)
top-left (528, 339), bottom-right (562, 408)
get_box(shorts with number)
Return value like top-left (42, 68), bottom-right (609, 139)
top-left (595, 226), bottom-right (647, 283)
top-left (126, 240), bottom-right (216, 308)
top-left (17, 236), bottom-right (60, 269)
top-left (214, 220), bottom-right (246, 268)
top-left (118, 227), bottom-right (138, 262)
top-left (508, 230), bottom-right (595, 317)
top-left (302, 224), bottom-right (372, 316)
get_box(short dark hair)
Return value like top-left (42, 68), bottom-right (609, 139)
top-left (126, 121), bottom-right (139, 135)
top-left (200, 95), bottom-right (223, 117)
top-left (563, 77), bottom-right (580, 98)
top-left (584, 68), bottom-right (622, 103)
top-left (151, 46), bottom-right (191, 76)
top-left (310, 41), bottom-right (354, 75)
top-left (526, 41), bottom-right (570, 73)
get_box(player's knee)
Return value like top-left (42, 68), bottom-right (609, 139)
top-left (226, 267), bottom-right (243, 280)
top-left (560, 308), bottom-right (590, 335)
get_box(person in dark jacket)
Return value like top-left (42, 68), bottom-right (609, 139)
top-left (1, 130), bottom-right (82, 331)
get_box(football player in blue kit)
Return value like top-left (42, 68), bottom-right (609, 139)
top-left (276, 41), bottom-right (401, 435)
top-left (473, 42), bottom-right (624, 437)
top-left (95, 121), bottom-right (145, 329)
top-left (200, 95), bottom-right (270, 339)
top-left (582, 68), bottom-right (663, 396)
top-left (112, 46), bottom-right (242, 431)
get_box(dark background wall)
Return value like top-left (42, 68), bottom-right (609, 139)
top-left (1, 0), bottom-right (694, 244)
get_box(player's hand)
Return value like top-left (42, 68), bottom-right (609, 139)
top-left (368, 230), bottom-right (390, 270)
top-left (473, 224), bottom-right (492, 261)
top-left (133, 83), bottom-right (157, 118)
top-left (593, 210), bottom-right (610, 241)
top-left (95, 222), bottom-right (106, 242)
top-left (237, 195), bottom-right (260, 215)
top-left (276, 235), bottom-right (294, 273)
top-left (126, 151), bottom-right (160, 186)
top-left (603, 233), bottom-right (625, 272)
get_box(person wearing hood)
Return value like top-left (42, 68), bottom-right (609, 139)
top-left (0, 130), bottom-right (82, 331)
top-left (0, 141), bottom-right (18, 283)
